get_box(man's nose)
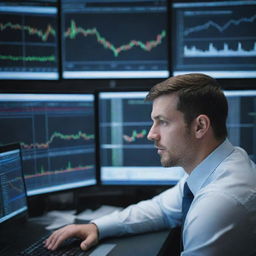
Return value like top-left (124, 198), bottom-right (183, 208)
top-left (147, 125), bottom-right (159, 141)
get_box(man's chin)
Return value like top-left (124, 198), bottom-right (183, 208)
top-left (160, 159), bottom-right (171, 167)
top-left (160, 158), bottom-right (177, 168)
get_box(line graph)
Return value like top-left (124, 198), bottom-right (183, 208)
top-left (0, 95), bottom-right (96, 195)
top-left (61, 1), bottom-right (168, 78)
top-left (65, 20), bottom-right (166, 57)
top-left (0, 22), bottom-right (56, 41)
top-left (25, 162), bottom-right (94, 179)
top-left (0, 6), bottom-right (58, 79)
top-left (184, 14), bottom-right (256, 36)
top-left (8, 177), bottom-right (24, 194)
top-left (21, 131), bottom-right (95, 149)
top-left (172, 1), bottom-right (256, 77)
top-left (0, 54), bottom-right (56, 62)
top-left (123, 129), bottom-right (148, 143)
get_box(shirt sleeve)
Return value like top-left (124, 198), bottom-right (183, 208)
top-left (92, 177), bottom-right (186, 239)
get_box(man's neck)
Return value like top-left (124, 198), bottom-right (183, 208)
top-left (185, 138), bottom-right (225, 174)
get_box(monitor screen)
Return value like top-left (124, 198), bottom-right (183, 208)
top-left (98, 89), bottom-right (256, 185)
top-left (172, 1), bottom-right (256, 78)
top-left (98, 91), bottom-right (185, 185)
top-left (0, 0), bottom-right (59, 80)
top-left (0, 94), bottom-right (96, 196)
top-left (0, 144), bottom-right (27, 224)
top-left (61, 0), bottom-right (169, 79)
top-left (225, 90), bottom-right (256, 162)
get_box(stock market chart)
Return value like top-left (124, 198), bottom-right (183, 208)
top-left (98, 91), bottom-right (185, 185)
top-left (61, 0), bottom-right (169, 79)
top-left (0, 147), bottom-right (27, 223)
top-left (0, 0), bottom-right (59, 79)
top-left (0, 94), bottom-right (96, 196)
top-left (172, 1), bottom-right (256, 78)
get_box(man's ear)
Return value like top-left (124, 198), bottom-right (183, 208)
top-left (193, 114), bottom-right (210, 139)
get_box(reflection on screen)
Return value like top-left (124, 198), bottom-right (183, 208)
top-left (172, 1), bottom-right (256, 78)
top-left (0, 0), bottom-right (59, 80)
top-left (0, 94), bottom-right (96, 196)
top-left (61, 0), bottom-right (169, 79)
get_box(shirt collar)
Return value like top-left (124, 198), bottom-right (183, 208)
top-left (187, 138), bottom-right (234, 196)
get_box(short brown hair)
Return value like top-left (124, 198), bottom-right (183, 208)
top-left (146, 73), bottom-right (228, 140)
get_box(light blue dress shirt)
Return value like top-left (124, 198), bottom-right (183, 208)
top-left (93, 139), bottom-right (256, 255)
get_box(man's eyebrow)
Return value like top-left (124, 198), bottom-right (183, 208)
top-left (151, 115), bottom-right (164, 120)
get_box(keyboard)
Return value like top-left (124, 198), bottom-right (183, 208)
top-left (17, 234), bottom-right (87, 256)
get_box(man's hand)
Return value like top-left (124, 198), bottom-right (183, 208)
top-left (44, 223), bottom-right (99, 251)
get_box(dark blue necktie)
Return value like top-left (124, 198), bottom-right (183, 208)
top-left (181, 182), bottom-right (194, 251)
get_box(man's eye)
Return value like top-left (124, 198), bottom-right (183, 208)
top-left (160, 120), bottom-right (168, 125)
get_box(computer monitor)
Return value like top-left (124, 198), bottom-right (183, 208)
top-left (0, 0), bottom-right (59, 80)
top-left (0, 143), bottom-right (27, 224)
top-left (172, 1), bottom-right (256, 78)
top-left (61, 0), bottom-right (169, 79)
top-left (225, 90), bottom-right (256, 162)
top-left (0, 93), bottom-right (96, 196)
top-left (98, 91), bottom-right (185, 185)
top-left (98, 89), bottom-right (256, 185)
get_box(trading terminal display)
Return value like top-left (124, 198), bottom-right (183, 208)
top-left (0, 146), bottom-right (27, 223)
top-left (0, 94), bottom-right (96, 196)
top-left (98, 91), bottom-right (184, 185)
top-left (98, 90), bottom-right (256, 185)
top-left (0, 0), bottom-right (59, 80)
top-left (61, 0), bottom-right (169, 79)
top-left (225, 90), bottom-right (256, 162)
top-left (172, 1), bottom-right (256, 78)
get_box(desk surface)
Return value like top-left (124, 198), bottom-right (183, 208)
top-left (0, 219), bottom-right (178, 256)
top-left (98, 230), bottom-right (171, 256)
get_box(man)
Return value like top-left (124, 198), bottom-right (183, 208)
top-left (45, 73), bottom-right (256, 255)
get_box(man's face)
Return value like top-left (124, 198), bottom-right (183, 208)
top-left (147, 93), bottom-right (195, 169)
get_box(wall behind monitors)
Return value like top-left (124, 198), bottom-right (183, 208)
top-left (61, 0), bottom-right (169, 79)
top-left (98, 91), bottom-right (185, 185)
top-left (172, 1), bottom-right (256, 78)
top-left (0, 0), bottom-right (59, 80)
top-left (0, 94), bottom-right (96, 196)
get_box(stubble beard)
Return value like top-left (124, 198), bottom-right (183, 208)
top-left (160, 151), bottom-right (178, 168)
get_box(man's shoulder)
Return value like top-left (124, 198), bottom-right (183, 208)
top-left (220, 145), bottom-right (255, 171)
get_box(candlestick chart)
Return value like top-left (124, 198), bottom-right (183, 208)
top-left (98, 91), bottom-right (185, 185)
top-left (0, 94), bottom-right (96, 196)
top-left (61, 0), bottom-right (168, 78)
top-left (99, 93), bottom-right (159, 167)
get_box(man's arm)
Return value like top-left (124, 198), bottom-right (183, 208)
top-left (93, 181), bottom-right (185, 239)
top-left (44, 176), bottom-right (186, 251)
